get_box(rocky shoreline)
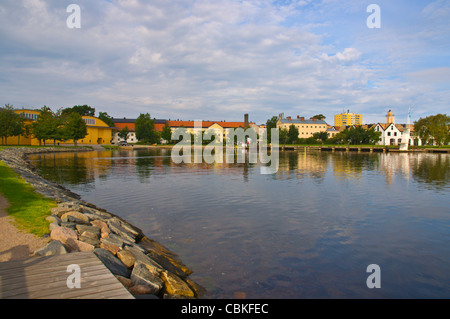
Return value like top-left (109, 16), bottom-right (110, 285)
top-left (0, 147), bottom-right (205, 299)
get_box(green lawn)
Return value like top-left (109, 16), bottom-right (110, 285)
top-left (0, 160), bottom-right (56, 236)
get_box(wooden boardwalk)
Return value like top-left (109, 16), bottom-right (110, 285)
top-left (0, 252), bottom-right (134, 299)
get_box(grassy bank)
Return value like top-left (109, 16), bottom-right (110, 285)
top-left (0, 160), bottom-right (56, 236)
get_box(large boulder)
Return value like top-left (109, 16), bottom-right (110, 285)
top-left (130, 262), bottom-right (163, 295)
top-left (50, 226), bottom-right (78, 244)
top-left (93, 248), bottom-right (131, 278)
top-left (160, 270), bottom-right (195, 298)
top-left (34, 240), bottom-right (67, 256)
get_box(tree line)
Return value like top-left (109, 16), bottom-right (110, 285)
top-left (0, 104), bottom-right (115, 145)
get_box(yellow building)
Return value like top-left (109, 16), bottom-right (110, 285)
top-left (6, 109), bottom-right (113, 146)
top-left (276, 115), bottom-right (329, 138)
top-left (334, 112), bottom-right (363, 126)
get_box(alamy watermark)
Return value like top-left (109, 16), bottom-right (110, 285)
top-left (66, 4), bottom-right (81, 29)
top-left (366, 4), bottom-right (381, 29)
top-left (170, 121), bottom-right (279, 174)
top-left (66, 264), bottom-right (81, 289)
top-left (366, 264), bottom-right (381, 288)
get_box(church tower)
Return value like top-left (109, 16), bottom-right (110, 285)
top-left (386, 109), bottom-right (394, 124)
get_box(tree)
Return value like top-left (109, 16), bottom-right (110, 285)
top-left (62, 105), bottom-right (95, 117)
top-left (118, 126), bottom-right (130, 142)
top-left (414, 114), bottom-right (450, 146)
top-left (313, 131), bottom-right (329, 144)
top-left (0, 104), bottom-right (24, 145)
top-left (287, 124), bottom-right (299, 144)
top-left (31, 106), bottom-right (59, 145)
top-left (161, 123), bottom-right (173, 143)
top-left (135, 113), bottom-right (157, 143)
top-left (265, 116), bottom-right (278, 142)
top-left (279, 128), bottom-right (289, 145)
top-left (63, 112), bottom-right (87, 146)
top-left (312, 114), bottom-right (326, 121)
top-left (98, 112), bottom-right (115, 127)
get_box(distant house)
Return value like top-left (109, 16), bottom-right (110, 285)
top-left (276, 115), bottom-right (329, 138)
top-left (166, 120), bottom-right (247, 142)
top-left (111, 117), bottom-right (167, 144)
top-left (7, 109), bottom-right (114, 146)
top-left (373, 110), bottom-right (421, 146)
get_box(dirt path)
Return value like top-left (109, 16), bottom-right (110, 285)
top-left (0, 194), bottom-right (49, 262)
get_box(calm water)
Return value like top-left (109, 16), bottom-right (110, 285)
top-left (29, 150), bottom-right (450, 298)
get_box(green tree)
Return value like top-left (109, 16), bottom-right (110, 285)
top-left (62, 105), bottom-right (95, 117)
top-left (0, 104), bottom-right (25, 145)
top-left (63, 112), bottom-right (87, 146)
top-left (312, 114), bottom-right (326, 121)
top-left (31, 106), bottom-right (58, 145)
top-left (414, 114), bottom-right (450, 146)
top-left (279, 128), bottom-right (289, 145)
top-left (161, 123), bottom-right (173, 143)
top-left (265, 116), bottom-right (278, 142)
top-left (287, 124), bottom-right (299, 144)
top-left (98, 112), bottom-right (115, 127)
top-left (118, 126), bottom-right (130, 142)
top-left (135, 113), bottom-right (157, 143)
top-left (313, 131), bottom-right (329, 144)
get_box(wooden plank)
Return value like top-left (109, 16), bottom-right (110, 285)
top-left (0, 252), bottom-right (134, 299)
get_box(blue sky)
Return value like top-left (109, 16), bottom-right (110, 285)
top-left (0, 0), bottom-right (449, 125)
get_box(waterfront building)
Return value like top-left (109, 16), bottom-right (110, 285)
top-left (166, 120), bottom-right (247, 142)
top-left (6, 109), bottom-right (114, 146)
top-left (334, 111), bottom-right (363, 126)
top-left (276, 115), bottom-right (328, 138)
top-left (111, 117), bottom-right (166, 144)
top-left (373, 110), bottom-right (420, 146)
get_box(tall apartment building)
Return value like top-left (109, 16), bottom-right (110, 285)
top-left (334, 111), bottom-right (363, 126)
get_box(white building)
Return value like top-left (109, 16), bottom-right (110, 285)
top-left (374, 110), bottom-right (422, 146)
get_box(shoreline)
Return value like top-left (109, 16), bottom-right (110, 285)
top-left (0, 147), bottom-right (205, 299)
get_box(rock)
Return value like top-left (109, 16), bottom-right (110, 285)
top-left (60, 222), bottom-right (77, 229)
top-left (186, 279), bottom-right (207, 298)
top-left (46, 215), bottom-right (61, 224)
top-left (107, 219), bottom-right (137, 242)
top-left (90, 220), bottom-right (110, 238)
top-left (117, 250), bottom-right (136, 268)
top-left (76, 225), bottom-right (100, 238)
top-left (146, 250), bottom-right (191, 278)
top-left (160, 271), bottom-right (195, 298)
top-left (115, 275), bottom-right (132, 289)
top-left (130, 262), bottom-right (163, 295)
top-left (124, 245), bottom-right (162, 274)
top-left (34, 240), bottom-right (67, 256)
top-left (79, 235), bottom-right (101, 247)
top-left (65, 238), bottom-right (95, 252)
top-left (100, 241), bottom-right (121, 255)
top-left (50, 226), bottom-right (78, 244)
top-left (50, 206), bottom-right (70, 218)
top-left (93, 248), bottom-right (131, 278)
top-left (128, 285), bottom-right (156, 295)
top-left (61, 211), bottom-right (90, 225)
top-left (49, 222), bottom-right (60, 231)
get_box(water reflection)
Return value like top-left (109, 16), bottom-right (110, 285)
top-left (28, 150), bottom-right (450, 298)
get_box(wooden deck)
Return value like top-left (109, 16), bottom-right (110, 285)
top-left (0, 252), bottom-right (134, 299)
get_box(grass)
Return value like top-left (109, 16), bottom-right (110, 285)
top-left (0, 160), bottom-right (56, 236)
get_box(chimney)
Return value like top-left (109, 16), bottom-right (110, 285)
top-left (297, 115), bottom-right (300, 119)
top-left (300, 117), bottom-right (305, 121)
top-left (287, 116), bottom-right (291, 120)
top-left (244, 113), bottom-right (249, 127)
top-left (312, 118), bottom-right (317, 121)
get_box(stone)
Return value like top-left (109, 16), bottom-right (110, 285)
top-left (50, 206), bottom-right (70, 218)
top-left (49, 222), bottom-right (60, 231)
top-left (117, 250), bottom-right (136, 268)
top-left (107, 219), bottom-right (136, 242)
top-left (61, 211), bottom-right (90, 225)
top-left (100, 241), bottom-right (121, 255)
top-left (76, 225), bottom-right (100, 238)
top-left (50, 226), bottom-right (78, 244)
top-left (46, 215), bottom-right (61, 224)
top-left (160, 271), bottom-right (195, 298)
top-left (101, 236), bottom-right (124, 249)
top-left (115, 275), bottom-right (132, 288)
top-left (146, 250), bottom-right (191, 278)
top-left (65, 238), bottom-right (95, 252)
top-left (124, 245), bottom-right (162, 274)
top-left (93, 248), bottom-right (131, 278)
top-left (186, 279), bottom-right (207, 298)
top-left (130, 262), bottom-right (163, 295)
top-left (34, 240), bottom-right (67, 256)
top-left (60, 222), bottom-right (77, 229)
top-left (129, 285), bottom-right (155, 295)
top-left (90, 220), bottom-right (110, 237)
top-left (79, 235), bottom-right (101, 247)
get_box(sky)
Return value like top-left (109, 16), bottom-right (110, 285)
top-left (0, 0), bottom-right (449, 125)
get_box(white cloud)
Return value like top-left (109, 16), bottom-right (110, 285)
top-left (0, 0), bottom-right (448, 124)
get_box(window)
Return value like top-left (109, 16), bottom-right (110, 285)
top-left (394, 132), bottom-right (397, 136)
top-left (84, 118), bottom-right (95, 125)
top-left (387, 132), bottom-right (391, 136)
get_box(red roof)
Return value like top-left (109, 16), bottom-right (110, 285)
top-left (166, 120), bottom-right (246, 129)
